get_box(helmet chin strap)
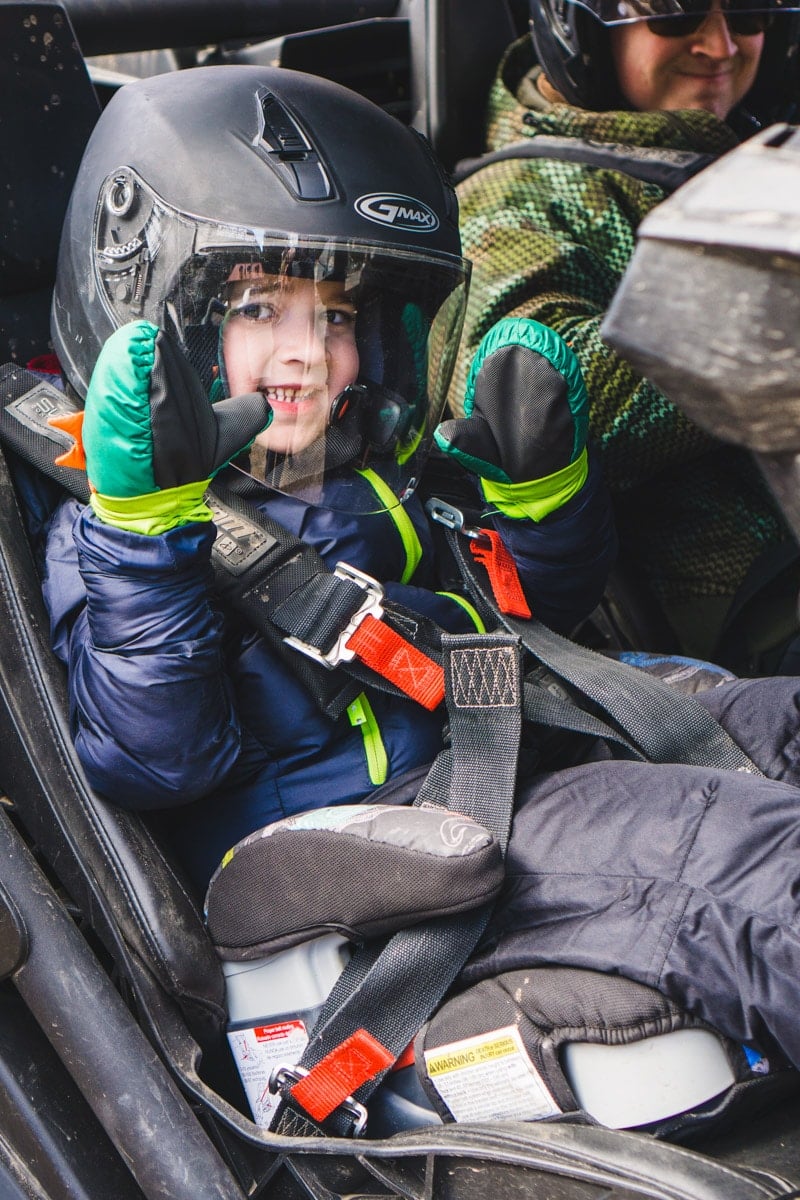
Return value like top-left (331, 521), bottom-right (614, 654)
top-left (726, 104), bottom-right (762, 138)
top-left (237, 420), bottom-right (367, 492)
top-left (235, 377), bottom-right (418, 499)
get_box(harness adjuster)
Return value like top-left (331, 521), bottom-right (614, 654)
top-left (284, 562), bottom-right (385, 670)
top-left (425, 497), bottom-right (489, 545)
top-left (268, 1063), bottom-right (368, 1137)
top-left (426, 497), bottom-right (531, 618)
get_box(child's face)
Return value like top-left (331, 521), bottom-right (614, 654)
top-left (222, 273), bottom-right (359, 456)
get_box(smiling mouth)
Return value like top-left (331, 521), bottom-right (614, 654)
top-left (261, 386), bottom-right (317, 406)
top-left (680, 69), bottom-right (733, 79)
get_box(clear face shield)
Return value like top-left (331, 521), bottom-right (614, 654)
top-left (92, 169), bottom-right (469, 514)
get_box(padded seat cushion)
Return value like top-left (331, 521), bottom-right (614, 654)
top-left (205, 803), bottom-right (504, 959)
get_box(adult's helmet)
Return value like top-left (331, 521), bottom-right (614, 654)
top-left (529, 0), bottom-right (800, 126)
top-left (51, 66), bottom-right (469, 512)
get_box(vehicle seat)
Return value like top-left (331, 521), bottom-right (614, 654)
top-left (209, 0), bottom-right (522, 172)
top-left (0, 3), bottom-right (100, 366)
top-left (401, 0), bottom-right (521, 169)
top-left (0, 437), bottom-right (227, 1039)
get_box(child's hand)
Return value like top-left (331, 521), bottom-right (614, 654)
top-left (56, 321), bottom-right (272, 535)
top-left (434, 318), bottom-right (589, 521)
top-left (83, 320), bottom-right (271, 496)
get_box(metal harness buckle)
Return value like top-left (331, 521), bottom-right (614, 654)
top-left (283, 562), bottom-right (385, 670)
top-left (424, 497), bottom-right (490, 544)
top-left (268, 1063), bottom-right (368, 1137)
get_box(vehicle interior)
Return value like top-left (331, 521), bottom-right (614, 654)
top-left (1, 3), bottom-right (800, 1198)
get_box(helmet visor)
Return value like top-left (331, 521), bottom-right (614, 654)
top-left (92, 169), bottom-right (469, 514)
top-left (567, 0), bottom-right (799, 25)
top-left (184, 243), bottom-right (468, 514)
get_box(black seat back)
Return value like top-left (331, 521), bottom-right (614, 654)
top-left (0, 3), bottom-right (100, 365)
top-left (0, 421), bottom-right (227, 1043)
top-left (403, 0), bottom-right (519, 169)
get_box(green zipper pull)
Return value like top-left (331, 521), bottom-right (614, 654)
top-left (347, 692), bottom-right (389, 786)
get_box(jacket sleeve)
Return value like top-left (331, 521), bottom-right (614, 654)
top-left (452, 157), bottom-right (717, 493)
top-left (386, 455), bottom-right (616, 636)
top-left (43, 500), bottom-right (241, 809)
top-left (489, 454), bottom-right (617, 633)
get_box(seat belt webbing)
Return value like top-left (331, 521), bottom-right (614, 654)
top-left (0, 368), bottom-right (445, 718)
top-left (454, 135), bottom-right (714, 192)
top-left (442, 520), bottom-right (760, 775)
top-left (270, 632), bottom-right (523, 1137)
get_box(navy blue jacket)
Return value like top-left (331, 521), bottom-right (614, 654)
top-left (41, 457), bottom-right (615, 891)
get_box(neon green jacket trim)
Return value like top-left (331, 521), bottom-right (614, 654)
top-left (347, 693), bottom-right (389, 785)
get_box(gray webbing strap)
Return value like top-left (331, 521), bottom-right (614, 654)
top-left (270, 632), bottom-right (522, 1137)
top-left (444, 525), bottom-right (760, 775)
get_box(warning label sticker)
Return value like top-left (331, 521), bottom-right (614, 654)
top-left (424, 1025), bottom-right (560, 1123)
top-left (227, 1019), bottom-right (309, 1127)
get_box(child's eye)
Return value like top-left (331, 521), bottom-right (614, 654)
top-left (229, 301), bottom-right (276, 323)
top-left (326, 307), bottom-right (356, 328)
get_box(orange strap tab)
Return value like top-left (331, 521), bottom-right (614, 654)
top-left (392, 1041), bottom-right (416, 1072)
top-left (48, 410), bottom-right (87, 471)
top-left (470, 529), bottom-right (532, 619)
top-left (346, 613), bottom-right (445, 711)
top-left (290, 1029), bottom-right (395, 1123)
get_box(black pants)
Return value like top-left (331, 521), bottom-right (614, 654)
top-left (464, 676), bottom-right (800, 1068)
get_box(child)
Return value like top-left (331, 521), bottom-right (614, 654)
top-left (41, 64), bottom-right (616, 892)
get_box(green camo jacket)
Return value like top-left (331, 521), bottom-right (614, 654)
top-left (452, 37), bottom-right (795, 662)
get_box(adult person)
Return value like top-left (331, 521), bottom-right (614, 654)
top-left (36, 65), bottom-right (616, 893)
top-left (451, 0), bottom-right (800, 672)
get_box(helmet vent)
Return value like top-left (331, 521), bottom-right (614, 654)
top-left (258, 92), bottom-right (333, 201)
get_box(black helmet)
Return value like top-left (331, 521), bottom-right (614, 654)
top-left (529, 0), bottom-right (800, 125)
top-left (52, 66), bottom-right (469, 511)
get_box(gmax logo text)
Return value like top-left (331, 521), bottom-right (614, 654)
top-left (354, 193), bottom-right (439, 232)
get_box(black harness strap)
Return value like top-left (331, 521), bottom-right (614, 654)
top-left (436, 511), bottom-right (760, 775)
top-left (270, 632), bottom-right (523, 1138)
top-left (521, 676), bottom-right (642, 759)
top-left (213, 474), bottom-right (449, 706)
top-left (0, 368), bottom-right (93, 502)
top-left (454, 135), bottom-right (714, 192)
top-left (0, 367), bottom-right (445, 719)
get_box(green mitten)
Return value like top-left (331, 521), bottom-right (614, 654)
top-left (434, 318), bottom-right (589, 521)
top-left (54, 320), bottom-right (272, 535)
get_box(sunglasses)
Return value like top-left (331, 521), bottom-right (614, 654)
top-left (646, 0), bottom-right (773, 35)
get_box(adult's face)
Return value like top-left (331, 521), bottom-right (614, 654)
top-left (609, 1), bottom-right (764, 119)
